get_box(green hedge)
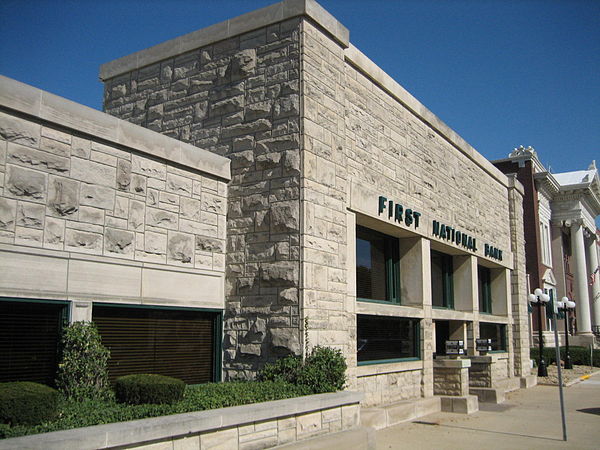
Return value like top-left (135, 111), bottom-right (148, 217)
top-left (0, 381), bottom-right (305, 439)
top-left (0, 382), bottom-right (59, 426)
top-left (530, 346), bottom-right (600, 368)
top-left (115, 374), bottom-right (185, 405)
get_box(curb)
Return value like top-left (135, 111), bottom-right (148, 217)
top-left (537, 369), bottom-right (600, 387)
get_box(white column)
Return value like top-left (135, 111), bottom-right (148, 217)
top-left (571, 222), bottom-right (592, 334)
top-left (587, 236), bottom-right (600, 328)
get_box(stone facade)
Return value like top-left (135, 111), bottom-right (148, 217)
top-left (99, 0), bottom-right (529, 404)
top-left (0, 75), bottom-right (229, 317)
top-left (103, 15), bottom-right (303, 379)
top-left (469, 354), bottom-right (510, 388)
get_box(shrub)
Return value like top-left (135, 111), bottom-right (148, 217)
top-left (530, 346), bottom-right (600, 368)
top-left (0, 380), bottom-right (306, 439)
top-left (115, 374), bottom-right (185, 405)
top-left (258, 354), bottom-right (303, 384)
top-left (259, 345), bottom-right (347, 394)
top-left (0, 382), bottom-right (58, 426)
top-left (55, 321), bottom-right (110, 401)
top-left (298, 346), bottom-right (347, 393)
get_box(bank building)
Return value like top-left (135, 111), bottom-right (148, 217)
top-left (1, 0), bottom-right (541, 417)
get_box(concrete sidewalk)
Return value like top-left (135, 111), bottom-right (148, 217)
top-left (376, 372), bottom-right (600, 449)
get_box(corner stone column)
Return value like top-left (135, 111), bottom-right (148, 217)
top-left (587, 236), bottom-right (600, 328)
top-left (571, 221), bottom-right (592, 334)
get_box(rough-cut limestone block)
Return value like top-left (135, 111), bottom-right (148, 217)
top-left (166, 172), bottom-right (192, 196)
top-left (0, 111), bottom-right (40, 146)
top-left (167, 231), bottom-right (194, 264)
top-left (270, 327), bottom-right (300, 354)
top-left (0, 198), bottom-right (17, 230)
top-left (47, 175), bottom-right (79, 217)
top-left (5, 164), bottom-right (47, 202)
top-left (7, 143), bottom-right (69, 174)
top-left (80, 183), bottom-right (115, 211)
top-left (195, 235), bottom-right (224, 253)
top-left (260, 261), bottom-right (298, 286)
top-left (105, 227), bottom-right (135, 256)
top-left (227, 48), bottom-right (257, 81)
top-left (146, 207), bottom-right (178, 230)
top-left (65, 228), bottom-right (102, 253)
top-left (70, 157), bottom-right (116, 187)
top-left (16, 201), bottom-right (44, 229)
top-left (43, 217), bottom-right (65, 248)
top-left (116, 159), bottom-right (132, 191)
top-left (270, 201), bottom-right (299, 232)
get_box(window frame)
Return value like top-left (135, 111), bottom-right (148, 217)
top-left (478, 265), bottom-right (492, 314)
top-left (431, 250), bottom-right (454, 309)
top-left (356, 225), bottom-right (401, 305)
top-left (357, 314), bottom-right (421, 365)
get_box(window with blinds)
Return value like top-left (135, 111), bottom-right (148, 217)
top-left (431, 250), bottom-right (454, 308)
top-left (356, 226), bottom-right (400, 304)
top-left (0, 300), bottom-right (67, 385)
top-left (92, 305), bottom-right (219, 385)
top-left (357, 314), bottom-right (420, 364)
top-left (478, 265), bottom-right (492, 314)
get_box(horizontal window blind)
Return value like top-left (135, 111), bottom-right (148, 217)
top-left (93, 306), bottom-right (216, 385)
top-left (0, 300), bottom-right (66, 385)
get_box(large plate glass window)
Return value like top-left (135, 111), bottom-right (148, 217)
top-left (357, 314), bottom-right (420, 364)
top-left (479, 322), bottom-right (506, 351)
top-left (478, 266), bottom-right (492, 314)
top-left (356, 226), bottom-right (400, 304)
top-left (431, 250), bottom-right (454, 308)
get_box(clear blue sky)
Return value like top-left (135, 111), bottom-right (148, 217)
top-left (1, 0), bottom-right (598, 175)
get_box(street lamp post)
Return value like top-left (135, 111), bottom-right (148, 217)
top-left (558, 297), bottom-right (576, 370)
top-left (528, 288), bottom-right (550, 377)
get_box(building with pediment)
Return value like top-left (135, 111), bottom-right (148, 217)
top-left (494, 147), bottom-right (600, 346)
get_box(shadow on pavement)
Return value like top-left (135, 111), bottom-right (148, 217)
top-left (410, 422), bottom-right (565, 442)
top-left (576, 407), bottom-right (600, 416)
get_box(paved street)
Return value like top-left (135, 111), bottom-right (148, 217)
top-left (376, 371), bottom-right (600, 449)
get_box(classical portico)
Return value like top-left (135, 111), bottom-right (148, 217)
top-left (552, 163), bottom-right (600, 336)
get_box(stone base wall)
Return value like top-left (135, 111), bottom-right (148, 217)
top-left (469, 355), bottom-right (510, 388)
top-left (1, 392), bottom-right (362, 450)
top-left (469, 362), bottom-right (492, 388)
top-left (357, 367), bottom-right (422, 407)
top-left (433, 359), bottom-right (471, 396)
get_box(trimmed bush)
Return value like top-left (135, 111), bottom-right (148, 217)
top-left (530, 346), bottom-right (600, 368)
top-left (0, 382), bottom-right (58, 426)
top-left (259, 345), bottom-right (347, 394)
top-left (55, 321), bottom-right (110, 401)
top-left (258, 354), bottom-right (303, 385)
top-left (0, 380), bottom-right (306, 439)
top-left (115, 374), bottom-right (185, 405)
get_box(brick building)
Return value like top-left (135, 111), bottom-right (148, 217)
top-left (493, 146), bottom-right (600, 346)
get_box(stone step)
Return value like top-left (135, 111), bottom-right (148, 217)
top-left (274, 426), bottom-right (376, 450)
top-left (470, 387), bottom-right (505, 404)
top-left (520, 374), bottom-right (538, 388)
top-left (361, 397), bottom-right (441, 430)
top-left (439, 394), bottom-right (479, 414)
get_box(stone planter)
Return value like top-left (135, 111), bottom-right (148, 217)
top-left (0, 391), bottom-right (363, 450)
